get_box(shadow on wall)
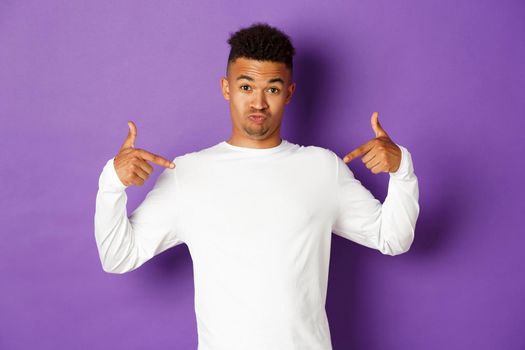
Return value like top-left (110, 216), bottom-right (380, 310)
top-left (409, 158), bottom-right (475, 257)
top-left (133, 244), bottom-right (192, 293)
top-left (285, 43), bottom-right (336, 147)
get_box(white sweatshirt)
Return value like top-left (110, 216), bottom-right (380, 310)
top-left (94, 139), bottom-right (420, 350)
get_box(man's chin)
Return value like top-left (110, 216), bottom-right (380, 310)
top-left (243, 126), bottom-right (270, 138)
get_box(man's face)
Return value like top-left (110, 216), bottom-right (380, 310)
top-left (220, 57), bottom-right (296, 142)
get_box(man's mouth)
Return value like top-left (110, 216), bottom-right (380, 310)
top-left (248, 114), bottom-right (267, 124)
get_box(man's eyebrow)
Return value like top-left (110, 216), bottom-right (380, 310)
top-left (268, 77), bottom-right (285, 84)
top-left (236, 74), bottom-right (254, 82)
top-left (236, 75), bottom-right (285, 84)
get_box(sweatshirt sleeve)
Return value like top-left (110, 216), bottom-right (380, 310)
top-left (331, 144), bottom-right (420, 256)
top-left (94, 157), bottom-right (184, 273)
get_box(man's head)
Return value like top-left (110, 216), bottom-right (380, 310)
top-left (221, 23), bottom-right (296, 146)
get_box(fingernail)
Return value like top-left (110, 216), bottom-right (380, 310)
top-left (170, 163), bottom-right (175, 168)
top-left (343, 157), bottom-right (348, 162)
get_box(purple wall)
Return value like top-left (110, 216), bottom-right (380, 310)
top-left (1, 1), bottom-right (523, 349)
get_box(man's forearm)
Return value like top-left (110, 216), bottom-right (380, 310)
top-left (378, 145), bottom-right (420, 255)
top-left (94, 158), bottom-right (140, 274)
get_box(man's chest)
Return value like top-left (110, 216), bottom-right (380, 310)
top-left (179, 161), bottom-right (335, 249)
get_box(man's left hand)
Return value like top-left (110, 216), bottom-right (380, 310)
top-left (342, 112), bottom-right (401, 174)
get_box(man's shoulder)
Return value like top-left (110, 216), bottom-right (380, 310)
top-left (173, 142), bottom-right (222, 163)
top-left (297, 143), bottom-right (338, 160)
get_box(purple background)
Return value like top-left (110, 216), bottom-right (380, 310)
top-left (1, 1), bottom-right (524, 349)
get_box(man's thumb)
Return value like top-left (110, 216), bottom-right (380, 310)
top-left (371, 112), bottom-right (387, 138)
top-left (121, 121), bottom-right (137, 149)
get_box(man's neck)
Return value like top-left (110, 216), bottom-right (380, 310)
top-left (226, 136), bottom-right (283, 149)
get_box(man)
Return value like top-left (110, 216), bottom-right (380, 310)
top-left (94, 22), bottom-right (420, 350)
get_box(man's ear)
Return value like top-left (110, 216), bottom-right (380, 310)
top-left (285, 82), bottom-right (296, 104)
top-left (220, 77), bottom-right (230, 101)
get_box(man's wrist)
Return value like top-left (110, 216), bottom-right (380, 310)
top-left (389, 144), bottom-right (414, 179)
top-left (99, 157), bottom-right (128, 191)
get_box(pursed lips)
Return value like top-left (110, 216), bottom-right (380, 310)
top-left (248, 114), bottom-right (268, 120)
top-left (248, 114), bottom-right (268, 124)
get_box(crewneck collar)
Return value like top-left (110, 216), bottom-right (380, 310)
top-left (219, 139), bottom-right (290, 154)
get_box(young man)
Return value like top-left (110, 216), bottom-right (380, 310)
top-left (94, 22), bottom-right (420, 350)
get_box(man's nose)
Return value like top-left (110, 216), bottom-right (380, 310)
top-left (250, 90), bottom-right (268, 110)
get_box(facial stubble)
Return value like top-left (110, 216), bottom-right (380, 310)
top-left (243, 121), bottom-right (270, 137)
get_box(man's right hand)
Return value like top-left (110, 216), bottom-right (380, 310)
top-left (113, 121), bottom-right (176, 187)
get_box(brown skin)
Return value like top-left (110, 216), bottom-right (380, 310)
top-left (114, 121), bottom-right (175, 187)
top-left (343, 112), bottom-right (402, 174)
top-left (220, 57), bottom-right (296, 148)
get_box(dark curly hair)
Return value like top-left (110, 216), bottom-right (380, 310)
top-left (226, 22), bottom-right (295, 75)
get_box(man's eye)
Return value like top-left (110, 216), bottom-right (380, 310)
top-left (240, 85), bottom-right (251, 91)
top-left (268, 87), bottom-right (280, 94)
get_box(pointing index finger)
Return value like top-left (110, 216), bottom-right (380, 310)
top-left (137, 149), bottom-right (175, 168)
top-left (343, 140), bottom-right (375, 163)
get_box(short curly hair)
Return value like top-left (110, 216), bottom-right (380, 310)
top-left (226, 22), bottom-right (295, 75)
